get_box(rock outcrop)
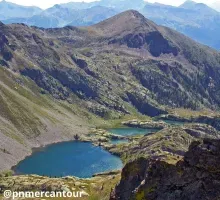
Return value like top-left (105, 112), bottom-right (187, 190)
top-left (111, 138), bottom-right (220, 200)
top-left (108, 123), bottom-right (220, 164)
top-left (157, 114), bottom-right (220, 130)
top-left (122, 119), bottom-right (167, 129)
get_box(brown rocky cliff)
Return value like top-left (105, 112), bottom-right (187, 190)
top-left (111, 138), bottom-right (220, 200)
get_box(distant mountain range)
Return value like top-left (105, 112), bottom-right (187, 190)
top-left (0, 0), bottom-right (42, 19)
top-left (142, 1), bottom-right (220, 50)
top-left (2, 5), bottom-right (118, 27)
top-left (1, 0), bottom-right (220, 49)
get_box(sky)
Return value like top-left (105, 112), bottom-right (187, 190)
top-left (148, 0), bottom-right (217, 7)
top-left (1, 0), bottom-right (219, 9)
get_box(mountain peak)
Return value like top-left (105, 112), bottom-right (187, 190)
top-left (116, 9), bottom-right (146, 21)
top-left (179, 0), bottom-right (217, 13)
top-left (93, 10), bottom-right (156, 36)
top-left (0, 0), bottom-right (9, 5)
top-left (179, 0), bottom-right (197, 8)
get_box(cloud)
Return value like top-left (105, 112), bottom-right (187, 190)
top-left (211, 1), bottom-right (220, 11)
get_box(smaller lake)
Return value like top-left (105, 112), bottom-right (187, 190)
top-left (14, 141), bottom-right (123, 178)
top-left (111, 139), bottom-right (129, 144)
top-left (108, 127), bottom-right (159, 136)
top-left (162, 120), bottom-right (186, 126)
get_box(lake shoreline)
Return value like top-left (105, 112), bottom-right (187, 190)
top-left (11, 137), bottom-right (125, 178)
top-left (8, 126), bottom-right (124, 176)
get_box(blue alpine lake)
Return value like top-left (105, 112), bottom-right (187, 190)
top-left (14, 141), bottom-right (123, 178)
top-left (108, 121), bottom-right (187, 144)
top-left (111, 139), bottom-right (129, 144)
top-left (108, 127), bottom-right (159, 136)
top-left (162, 120), bottom-right (186, 126)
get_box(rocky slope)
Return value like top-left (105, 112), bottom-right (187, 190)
top-left (1, 10), bottom-right (220, 171)
top-left (2, 10), bottom-right (220, 116)
top-left (111, 138), bottom-right (220, 200)
top-left (107, 123), bottom-right (220, 164)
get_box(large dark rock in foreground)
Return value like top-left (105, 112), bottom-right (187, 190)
top-left (111, 138), bottom-right (220, 200)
